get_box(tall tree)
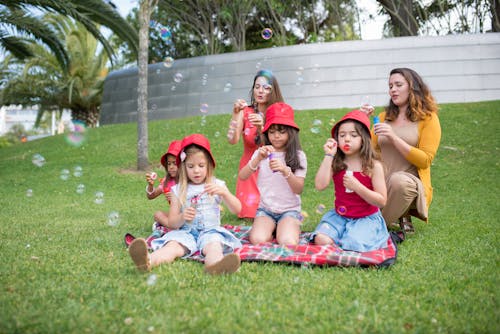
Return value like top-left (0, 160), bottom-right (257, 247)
top-left (1, 14), bottom-right (110, 127)
top-left (0, 0), bottom-right (138, 71)
top-left (376, 0), bottom-right (497, 37)
top-left (137, 0), bottom-right (158, 171)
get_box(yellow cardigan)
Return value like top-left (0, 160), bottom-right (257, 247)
top-left (372, 112), bottom-right (441, 210)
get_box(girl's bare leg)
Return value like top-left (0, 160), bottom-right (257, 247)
top-left (203, 242), bottom-right (240, 275)
top-left (276, 217), bottom-right (301, 246)
top-left (249, 216), bottom-right (275, 245)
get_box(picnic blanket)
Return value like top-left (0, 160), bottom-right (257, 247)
top-left (190, 225), bottom-right (398, 268)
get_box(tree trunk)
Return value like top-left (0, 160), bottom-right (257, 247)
top-left (491, 0), bottom-right (500, 32)
top-left (137, 0), bottom-right (151, 171)
top-left (71, 107), bottom-right (99, 128)
top-left (378, 0), bottom-right (419, 36)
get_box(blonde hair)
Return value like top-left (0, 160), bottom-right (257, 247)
top-left (176, 145), bottom-right (215, 206)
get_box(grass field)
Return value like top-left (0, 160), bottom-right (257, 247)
top-left (0, 100), bottom-right (499, 333)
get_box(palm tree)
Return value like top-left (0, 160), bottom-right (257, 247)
top-left (0, 0), bottom-right (138, 71)
top-left (1, 14), bottom-right (111, 127)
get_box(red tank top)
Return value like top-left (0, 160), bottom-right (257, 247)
top-left (332, 170), bottom-right (378, 218)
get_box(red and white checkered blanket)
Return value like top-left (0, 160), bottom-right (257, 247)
top-left (190, 225), bottom-right (397, 268)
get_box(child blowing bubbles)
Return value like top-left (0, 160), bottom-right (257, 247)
top-left (124, 140), bottom-right (182, 248)
top-left (129, 134), bottom-right (242, 275)
top-left (239, 102), bottom-right (307, 246)
top-left (311, 110), bottom-right (389, 252)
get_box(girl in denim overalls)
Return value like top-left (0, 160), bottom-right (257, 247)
top-left (129, 134), bottom-right (242, 275)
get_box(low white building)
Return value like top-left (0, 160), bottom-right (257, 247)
top-left (0, 105), bottom-right (71, 136)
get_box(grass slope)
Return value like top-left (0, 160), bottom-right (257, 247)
top-left (0, 101), bottom-right (499, 333)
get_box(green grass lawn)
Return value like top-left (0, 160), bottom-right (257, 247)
top-left (1, 100), bottom-right (499, 334)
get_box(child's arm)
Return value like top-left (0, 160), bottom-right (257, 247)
top-left (204, 183), bottom-right (242, 215)
top-left (344, 161), bottom-right (387, 208)
top-left (145, 173), bottom-right (162, 199)
top-left (315, 138), bottom-right (336, 190)
top-left (167, 194), bottom-right (189, 229)
top-left (239, 147), bottom-right (269, 180)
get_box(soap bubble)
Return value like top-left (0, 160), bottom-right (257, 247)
top-left (316, 204), bottom-right (326, 214)
top-left (163, 56), bottom-right (174, 68)
top-left (60, 169), bottom-right (70, 181)
top-left (147, 273), bottom-right (157, 286)
top-left (124, 317), bottom-right (133, 325)
top-left (295, 76), bottom-right (304, 86)
top-left (223, 82), bottom-right (232, 93)
top-left (32, 153), bottom-right (46, 167)
top-left (261, 28), bottom-right (273, 40)
top-left (214, 131), bottom-right (220, 138)
top-left (299, 210), bottom-right (309, 222)
top-left (94, 191), bottom-right (104, 204)
top-left (160, 27), bottom-right (172, 41)
top-left (73, 165), bottom-right (83, 177)
top-left (65, 120), bottom-right (87, 147)
top-left (173, 72), bottom-right (183, 83)
top-left (76, 184), bottom-right (85, 194)
top-left (200, 103), bottom-right (209, 114)
top-left (155, 68), bottom-right (161, 75)
top-left (26, 189), bottom-right (33, 197)
top-left (329, 118), bottom-right (336, 126)
top-left (312, 79), bottom-right (320, 87)
top-left (312, 119), bottom-right (322, 126)
top-left (107, 211), bottom-right (120, 227)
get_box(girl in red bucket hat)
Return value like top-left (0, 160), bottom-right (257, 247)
top-left (227, 70), bottom-right (285, 220)
top-left (124, 139), bottom-right (182, 248)
top-left (310, 110), bottom-right (389, 252)
top-left (129, 134), bottom-right (242, 275)
top-left (239, 102), bottom-right (307, 246)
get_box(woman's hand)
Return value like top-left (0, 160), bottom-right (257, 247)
top-left (373, 122), bottom-right (396, 141)
top-left (248, 112), bottom-right (264, 130)
top-left (360, 104), bottom-right (375, 116)
top-left (233, 99), bottom-right (247, 114)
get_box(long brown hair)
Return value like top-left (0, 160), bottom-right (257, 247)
top-left (264, 124), bottom-right (304, 172)
top-left (331, 120), bottom-right (378, 176)
top-left (176, 145), bottom-right (215, 205)
top-left (385, 68), bottom-right (438, 122)
top-left (249, 69), bottom-right (284, 108)
top-left (250, 70), bottom-right (285, 145)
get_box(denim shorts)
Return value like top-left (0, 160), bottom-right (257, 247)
top-left (310, 209), bottom-right (389, 252)
top-left (255, 207), bottom-right (303, 224)
top-left (150, 224), bottom-right (242, 257)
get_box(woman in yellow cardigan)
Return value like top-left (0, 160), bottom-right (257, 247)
top-left (364, 68), bottom-right (441, 233)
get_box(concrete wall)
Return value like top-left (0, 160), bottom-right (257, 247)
top-left (100, 33), bottom-right (500, 125)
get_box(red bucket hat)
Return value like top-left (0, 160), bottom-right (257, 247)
top-left (331, 110), bottom-right (371, 138)
top-left (160, 140), bottom-right (182, 168)
top-left (176, 134), bottom-right (216, 167)
top-left (263, 102), bottom-right (299, 133)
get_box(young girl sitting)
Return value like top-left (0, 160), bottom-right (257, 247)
top-left (129, 134), bottom-right (242, 275)
top-left (239, 102), bottom-right (307, 246)
top-left (311, 110), bottom-right (389, 252)
top-left (124, 140), bottom-right (181, 248)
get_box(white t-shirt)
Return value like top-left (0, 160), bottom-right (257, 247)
top-left (252, 150), bottom-right (307, 213)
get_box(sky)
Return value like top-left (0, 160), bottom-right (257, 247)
top-left (110, 0), bottom-right (385, 40)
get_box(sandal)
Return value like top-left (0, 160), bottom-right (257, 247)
top-left (399, 215), bottom-right (415, 234)
top-left (124, 233), bottom-right (136, 248)
top-left (204, 253), bottom-right (241, 275)
top-left (129, 238), bottom-right (151, 272)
